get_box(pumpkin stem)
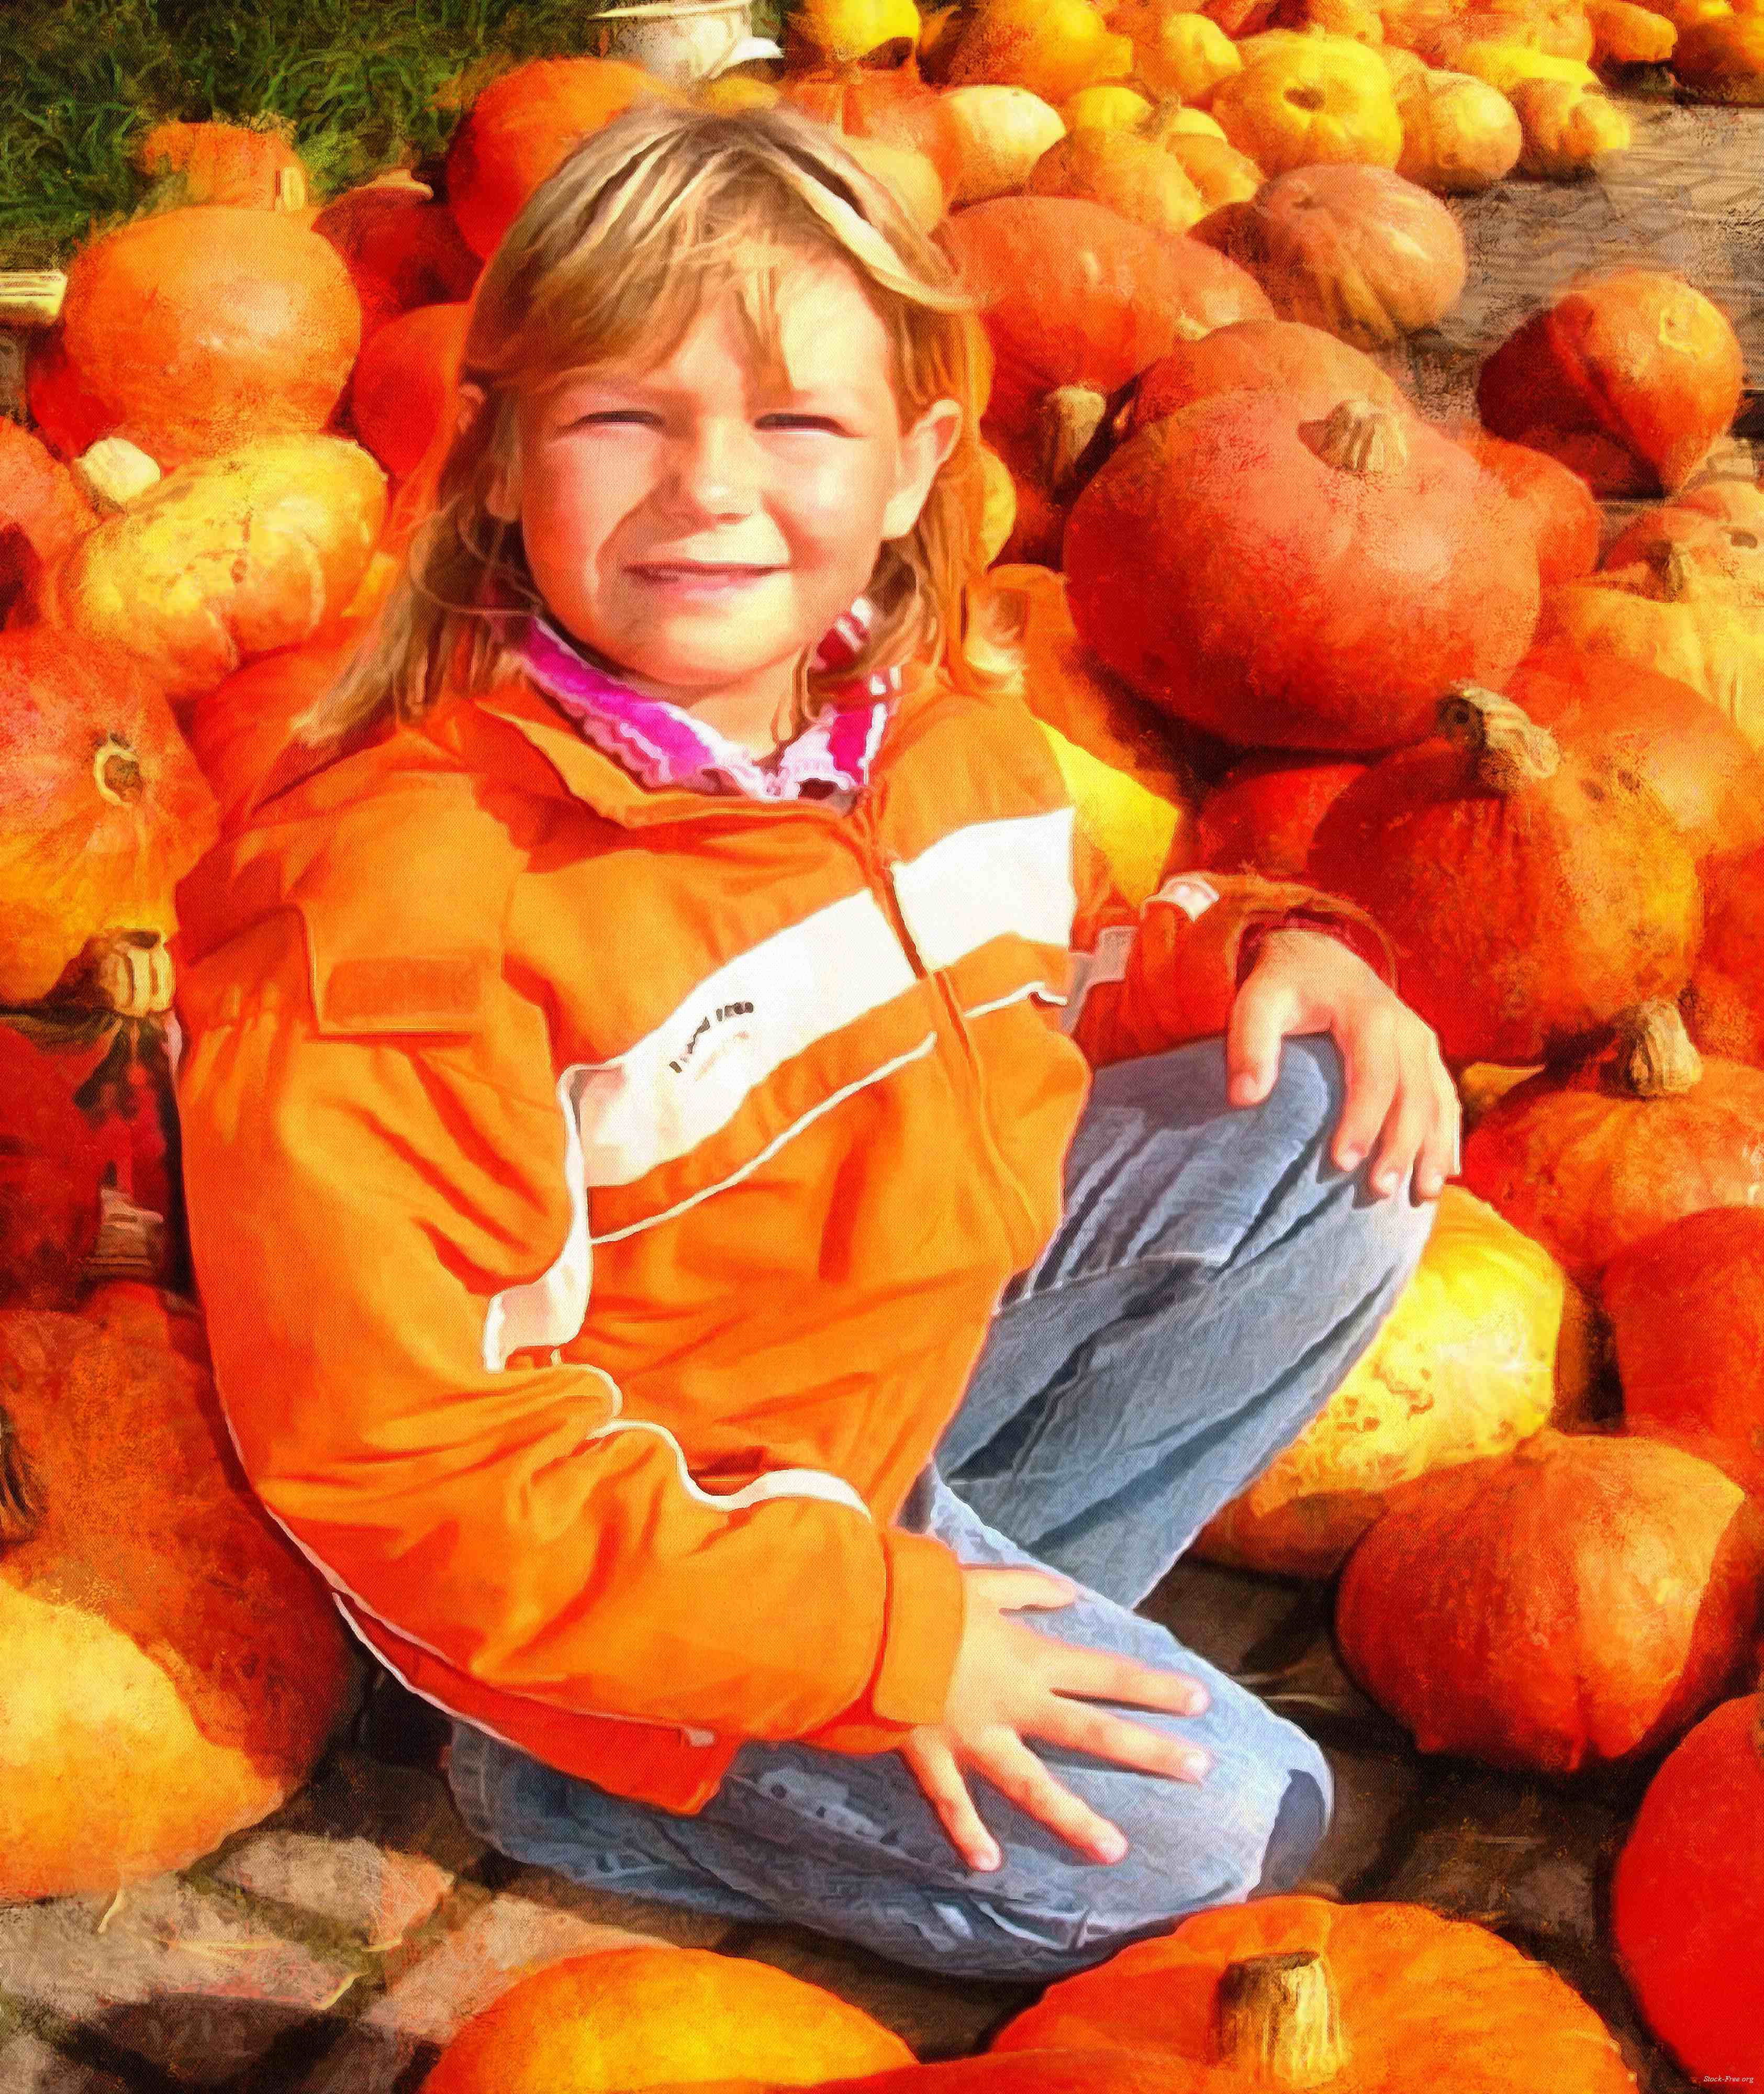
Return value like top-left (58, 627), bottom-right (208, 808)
top-left (71, 438), bottom-right (162, 515)
top-left (83, 1185), bottom-right (168, 1286)
top-left (0, 270), bottom-right (68, 328)
top-left (1437, 685), bottom-right (1562, 793)
top-left (1212, 1950), bottom-right (1345, 2088)
top-left (1298, 399), bottom-right (1411, 478)
top-left (93, 737), bottom-right (146, 807)
top-left (274, 164), bottom-right (308, 212)
top-left (1040, 385), bottom-right (1109, 499)
top-left (1613, 1000), bottom-right (1703, 1098)
top-left (0, 1407), bottom-right (42, 1550)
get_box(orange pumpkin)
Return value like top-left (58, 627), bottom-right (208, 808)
top-left (1304, 688), bottom-right (1703, 1066)
top-left (309, 173), bottom-right (481, 346)
top-left (1196, 752), bottom-right (1368, 878)
top-left (1502, 642), bottom-right (1764, 867)
top-left (1477, 269), bottom-right (1746, 496)
top-left (0, 628), bottom-right (215, 1010)
top-left (1604, 1207), bottom-right (1764, 1499)
top-left (1027, 129), bottom-right (1208, 236)
top-left (0, 421), bottom-right (96, 620)
top-left (349, 302), bottom-right (472, 480)
top-left (0, 1308), bottom-right (355, 1898)
top-left (1683, 838), bottom-right (1764, 1065)
top-left (990, 1894), bottom-right (1640, 2091)
top-left (57, 206), bottom-right (362, 470)
top-left (778, 53), bottom-right (967, 201)
top-left (419, 1946), bottom-right (914, 2092)
top-left (1334, 1429), bottom-right (1764, 1773)
top-left (1459, 1001), bottom-right (1764, 1287)
top-left (1611, 1693), bottom-right (1764, 2088)
top-left (22, 322), bottom-right (115, 462)
top-left (1064, 399), bottom-right (1539, 751)
top-left (1194, 163), bottom-right (1468, 349)
top-left (133, 119), bottom-right (309, 210)
top-left (1127, 317), bottom-right (1410, 435)
top-left (599, 2059), bottom-right (1181, 2094)
top-left (1448, 426), bottom-right (1600, 585)
top-left (445, 57), bottom-right (687, 261)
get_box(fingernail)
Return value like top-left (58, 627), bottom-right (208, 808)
top-left (1177, 1748), bottom-right (1211, 1781)
top-left (1339, 1145), bottom-right (1365, 1169)
top-left (1374, 1168), bottom-right (1398, 1196)
top-left (1418, 1169), bottom-right (1444, 1199)
top-left (1093, 1831), bottom-right (1128, 1863)
top-left (973, 1840), bottom-right (1001, 1872)
top-left (1183, 1685), bottom-right (1210, 1716)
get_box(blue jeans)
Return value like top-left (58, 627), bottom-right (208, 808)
top-left (446, 1037), bottom-right (1435, 1980)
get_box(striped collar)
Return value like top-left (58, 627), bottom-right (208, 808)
top-left (516, 599), bottom-right (903, 805)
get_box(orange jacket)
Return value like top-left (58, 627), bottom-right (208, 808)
top-left (173, 658), bottom-right (1390, 1814)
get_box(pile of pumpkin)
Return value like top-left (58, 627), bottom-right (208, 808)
top-left (1, 18), bottom-right (1762, 2090)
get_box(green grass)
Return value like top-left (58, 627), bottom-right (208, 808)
top-left (1, 0), bottom-right (789, 270)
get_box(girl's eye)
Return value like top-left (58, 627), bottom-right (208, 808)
top-left (760, 414), bottom-right (839, 431)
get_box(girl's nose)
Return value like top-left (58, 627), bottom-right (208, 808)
top-left (660, 418), bottom-right (762, 518)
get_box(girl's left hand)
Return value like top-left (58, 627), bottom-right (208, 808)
top-left (1225, 928), bottom-right (1460, 1203)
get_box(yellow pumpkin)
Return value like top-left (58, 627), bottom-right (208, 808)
top-left (1395, 65), bottom-right (1524, 189)
top-left (978, 443), bottom-right (1019, 562)
top-left (24, 434), bottom-right (388, 711)
top-left (1209, 39), bottom-right (1405, 171)
top-left (1155, 131), bottom-right (1266, 206)
top-left (1139, 98), bottom-right (1232, 141)
top-left (1299, 0), bottom-right (1391, 40)
top-left (786, 0), bottom-right (923, 63)
top-left (1194, 1188), bottom-right (1601, 1578)
top-left (1040, 720), bottom-right (1190, 903)
top-left (1132, 13), bottom-right (1244, 101)
top-left (1538, 564), bottom-right (1764, 750)
top-left (695, 76), bottom-right (784, 113)
top-left (1451, 37), bottom-right (1602, 88)
top-left (945, 0), bottom-right (1138, 103)
top-left (419, 1948), bottom-right (916, 2094)
top-left (1063, 83), bottom-right (1154, 128)
top-left (1673, 12), bottom-right (1764, 95)
top-left (1026, 127), bottom-right (1209, 232)
top-left (942, 84), bottom-right (1068, 199)
top-left (1510, 77), bottom-right (1633, 173)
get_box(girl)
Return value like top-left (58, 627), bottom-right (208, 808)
top-left (173, 101), bottom-right (1455, 1983)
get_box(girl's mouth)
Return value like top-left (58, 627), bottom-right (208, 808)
top-left (630, 564), bottom-right (780, 595)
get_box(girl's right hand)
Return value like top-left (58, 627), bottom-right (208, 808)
top-left (896, 1563), bottom-right (1213, 1874)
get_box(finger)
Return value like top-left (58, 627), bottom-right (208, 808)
top-left (1014, 1627), bottom-right (1211, 1720)
top-left (901, 1732), bottom-right (1004, 1873)
top-left (1331, 1020), bottom-right (1400, 1175)
top-left (963, 1564), bottom-right (1079, 1613)
top-left (1225, 973), bottom-right (1296, 1108)
top-left (1413, 1064), bottom-right (1462, 1202)
top-left (972, 1732), bottom-right (1131, 1865)
top-left (1367, 1057), bottom-right (1436, 1201)
top-left (1033, 1699), bottom-right (1212, 1785)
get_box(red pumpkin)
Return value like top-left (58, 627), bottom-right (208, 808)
top-left (1335, 1429), bottom-right (1764, 1773)
top-left (57, 206), bottom-right (362, 471)
top-left (1602, 487), bottom-right (1764, 594)
top-left (779, 53), bottom-right (967, 200)
top-left (1477, 270), bottom-right (1746, 498)
top-left (937, 197), bottom-right (1272, 461)
top-left (1502, 642), bottom-right (1764, 866)
top-left (1193, 163), bottom-right (1468, 351)
top-left (0, 1024), bottom-right (109, 1310)
top-left (1449, 427), bottom-right (1601, 586)
top-left (1127, 318), bottom-right (1410, 436)
top-left (0, 422), bottom-right (95, 621)
top-left (349, 302), bottom-right (472, 480)
top-left (1460, 1000), bottom-right (1764, 1288)
top-left (309, 174), bottom-right (481, 347)
top-left (1603, 1207), bottom-right (1764, 1499)
top-left (1611, 1692), bottom-right (1764, 2089)
top-left (24, 322), bottom-right (118, 462)
top-left (1305, 688), bottom-right (1703, 1065)
top-left (1064, 397), bottom-right (1539, 751)
top-left (1197, 753), bottom-right (1369, 879)
top-left (133, 119), bottom-right (309, 211)
top-left (444, 57), bottom-right (687, 261)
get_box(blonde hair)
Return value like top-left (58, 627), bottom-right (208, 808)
top-left (304, 99), bottom-right (1020, 751)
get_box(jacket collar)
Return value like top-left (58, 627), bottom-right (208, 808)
top-left (454, 660), bottom-right (951, 830)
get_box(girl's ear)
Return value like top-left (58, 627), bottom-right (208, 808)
top-left (457, 382), bottom-right (521, 524)
top-left (880, 397), bottom-right (965, 543)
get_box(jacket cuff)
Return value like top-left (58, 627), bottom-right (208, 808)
top-left (1235, 906), bottom-right (1398, 989)
top-left (798, 1524), bottom-right (966, 1754)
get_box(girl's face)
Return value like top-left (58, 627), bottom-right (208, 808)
top-left (488, 252), bottom-right (964, 740)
